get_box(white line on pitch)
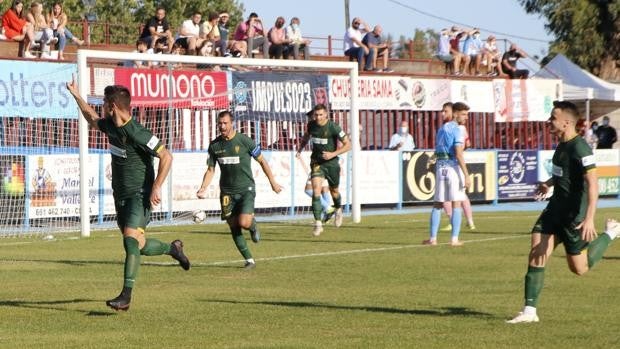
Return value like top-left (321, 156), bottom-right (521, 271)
top-left (142, 234), bottom-right (527, 267)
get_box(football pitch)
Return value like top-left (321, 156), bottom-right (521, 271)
top-left (1, 208), bottom-right (619, 349)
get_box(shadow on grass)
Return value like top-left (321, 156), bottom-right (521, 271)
top-left (201, 298), bottom-right (494, 318)
top-left (0, 258), bottom-right (185, 269)
top-left (0, 298), bottom-right (115, 316)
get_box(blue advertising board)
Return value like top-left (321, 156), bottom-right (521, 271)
top-left (497, 150), bottom-right (538, 200)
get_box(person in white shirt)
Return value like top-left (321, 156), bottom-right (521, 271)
top-left (175, 12), bottom-right (205, 55)
top-left (285, 17), bottom-right (311, 60)
top-left (343, 17), bottom-right (372, 71)
top-left (388, 120), bottom-right (415, 151)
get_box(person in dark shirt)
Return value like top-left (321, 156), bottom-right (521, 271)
top-left (501, 43), bottom-right (529, 79)
top-left (595, 116), bottom-right (617, 149)
top-left (139, 7), bottom-right (174, 53)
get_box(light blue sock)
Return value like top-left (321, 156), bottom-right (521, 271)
top-left (304, 189), bottom-right (313, 197)
top-left (430, 207), bottom-right (442, 239)
top-left (320, 192), bottom-right (331, 211)
top-left (451, 207), bottom-right (463, 239)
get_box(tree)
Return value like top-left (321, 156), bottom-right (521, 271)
top-left (518, 0), bottom-right (620, 81)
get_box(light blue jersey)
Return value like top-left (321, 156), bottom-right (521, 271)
top-left (435, 121), bottom-right (463, 160)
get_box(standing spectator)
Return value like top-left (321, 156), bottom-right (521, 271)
top-left (388, 120), bottom-right (415, 151)
top-left (139, 7), bottom-right (174, 53)
top-left (462, 28), bottom-right (483, 75)
top-left (175, 12), bottom-right (205, 56)
top-left (595, 116), bottom-right (617, 149)
top-left (343, 17), bottom-right (372, 71)
top-left (47, 2), bottom-right (84, 60)
top-left (268, 16), bottom-right (290, 59)
top-left (65, 79), bottom-right (190, 311)
top-left (196, 111), bottom-right (282, 269)
top-left (449, 27), bottom-right (469, 75)
top-left (582, 120), bottom-right (598, 149)
top-left (234, 12), bottom-right (269, 58)
top-left (362, 25), bottom-right (393, 72)
top-left (199, 12), bottom-right (220, 56)
top-left (285, 17), bottom-right (311, 60)
top-left (423, 102), bottom-right (471, 246)
top-left (2, 0), bottom-right (36, 58)
top-left (502, 43), bottom-right (529, 79)
top-left (482, 35), bottom-right (502, 76)
top-left (26, 1), bottom-right (55, 58)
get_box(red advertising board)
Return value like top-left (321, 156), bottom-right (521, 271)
top-left (113, 68), bottom-right (229, 108)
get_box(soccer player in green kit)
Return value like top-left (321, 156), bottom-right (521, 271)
top-left (66, 78), bottom-right (190, 311)
top-left (196, 111), bottom-right (282, 269)
top-left (507, 101), bottom-right (620, 324)
top-left (296, 104), bottom-right (351, 236)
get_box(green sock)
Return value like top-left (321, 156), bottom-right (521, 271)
top-left (524, 266), bottom-right (545, 307)
top-left (312, 196), bottom-right (322, 221)
top-left (248, 217), bottom-right (257, 233)
top-left (332, 194), bottom-right (341, 209)
top-left (140, 238), bottom-right (171, 256)
top-left (588, 233), bottom-right (612, 268)
top-left (123, 237), bottom-right (141, 289)
top-left (231, 226), bottom-right (252, 260)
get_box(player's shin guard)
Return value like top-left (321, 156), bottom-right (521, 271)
top-left (231, 226), bottom-right (252, 260)
top-left (524, 266), bottom-right (545, 307)
top-left (123, 236), bottom-right (141, 289)
top-left (332, 193), bottom-right (342, 209)
top-left (248, 216), bottom-right (257, 232)
top-left (587, 233), bottom-right (612, 268)
top-left (312, 196), bottom-right (323, 221)
top-left (450, 207), bottom-right (463, 239)
top-left (140, 238), bottom-right (171, 256)
top-left (304, 189), bottom-right (313, 197)
top-left (430, 207), bottom-right (441, 239)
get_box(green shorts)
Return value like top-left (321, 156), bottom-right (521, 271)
top-left (310, 160), bottom-right (340, 188)
top-left (115, 193), bottom-right (151, 231)
top-left (532, 208), bottom-right (588, 255)
top-left (220, 190), bottom-right (256, 220)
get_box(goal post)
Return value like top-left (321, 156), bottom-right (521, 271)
top-left (76, 49), bottom-right (361, 238)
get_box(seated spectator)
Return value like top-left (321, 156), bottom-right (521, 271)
top-left (389, 120), bottom-right (415, 151)
top-left (217, 12), bottom-right (246, 57)
top-left (199, 12), bottom-right (220, 56)
top-left (124, 40), bottom-right (152, 68)
top-left (462, 28), bottom-right (483, 75)
top-left (138, 7), bottom-right (174, 53)
top-left (285, 17), bottom-right (310, 60)
top-left (268, 16), bottom-right (290, 59)
top-left (234, 12), bottom-right (269, 58)
top-left (47, 2), bottom-right (84, 60)
top-left (27, 1), bottom-right (55, 59)
top-left (175, 12), bottom-right (205, 56)
top-left (343, 17), bottom-right (372, 71)
top-left (482, 35), bottom-right (502, 76)
top-left (362, 25), bottom-right (393, 72)
top-left (501, 43), bottom-right (529, 79)
top-left (449, 27), bottom-right (468, 75)
top-left (2, 0), bottom-right (36, 58)
top-left (435, 28), bottom-right (461, 75)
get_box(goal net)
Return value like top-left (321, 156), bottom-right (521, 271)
top-left (0, 51), bottom-right (360, 237)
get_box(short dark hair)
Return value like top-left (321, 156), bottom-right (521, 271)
top-left (314, 103), bottom-right (328, 113)
top-left (104, 85), bottom-right (131, 111)
top-left (218, 110), bottom-right (233, 120)
top-left (553, 100), bottom-right (579, 120)
top-left (249, 12), bottom-right (258, 18)
top-left (442, 102), bottom-right (453, 109)
top-left (452, 102), bottom-right (470, 112)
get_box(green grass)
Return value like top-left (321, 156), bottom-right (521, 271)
top-left (2, 208), bottom-right (620, 349)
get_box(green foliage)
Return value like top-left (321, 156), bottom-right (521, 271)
top-left (393, 29), bottom-right (438, 60)
top-left (1, 208), bottom-right (619, 348)
top-left (518, 0), bottom-right (620, 80)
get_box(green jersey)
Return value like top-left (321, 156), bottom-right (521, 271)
top-left (207, 132), bottom-right (261, 194)
top-left (547, 135), bottom-right (596, 219)
top-left (98, 117), bottom-right (164, 200)
top-left (307, 120), bottom-right (347, 164)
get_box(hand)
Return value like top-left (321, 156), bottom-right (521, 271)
top-left (576, 218), bottom-right (597, 242)
top-left (295, 152), bottom-right (302, 159)
top-left (321, 151), bottom-right (335, 161)
top-left (363, 46), bottom-right (369, 55)
top-left (66, 75), bottom-right (79, 96)
top-left (464, 176), bottom-right (471, 190)
top-left (196, 187), bottom-right (207, 199)
top-left (150, 186), bottom-right (162, 206)
top-left (534, 182), bottom-right (550, 201)
top-left (271, 181), bottom-right (283, 193)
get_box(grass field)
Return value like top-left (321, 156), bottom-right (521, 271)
top-left (1, 208), bottom-right (620, 349)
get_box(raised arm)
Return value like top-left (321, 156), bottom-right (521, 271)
top-left (66, 77), bottom-right (101, 130)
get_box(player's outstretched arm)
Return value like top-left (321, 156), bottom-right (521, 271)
top-left (196, 166), bottom-right (216, 199)
top-left (66, 77), bottom-right (101, 130)
top-left (256, 155), bottom-right (282, 193)
top-left (150, 148), bottom-right (172, 207)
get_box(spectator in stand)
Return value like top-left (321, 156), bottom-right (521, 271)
top-left (388, 120), bottom-right (415, 151)
top-left (139, 7), bottom-right (174, 53)
top-left (595, 116), bottom-right (617, 149)
top-left (285, 17), bottom-right (310, 60)
top-left (2, 0), bottom-right (36, 58)
top-left (175, 12), bottom-right (205, 56)
top-left (27, 1), bottom-right (55, 59)
top-left (482, 35), bottom-right (502, 76)
top-left (449, 27), bottom-right (469, 75)
top-left (501, 43), bottom-right (529, 79)
top-left (124, 40), bottom-right (152, 69)
top-left (462, 28), bottom-right (483, 75)
top-left (217, 12), bottom-right (246, 57)
top-left (47, 2), bottom-right (84, 61)
top-left (436, 28), bottom-right (461, 75)
top-left (199, 12), bottom-right (220, 56)
top-left (343, 17), bottom-right (372, 71)
top-left (362, 25), bottom-right (393, 72)
top-left (268, 16), bottom-right (291, 59)
top-left (234, 12), bottom-right (269, 58)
